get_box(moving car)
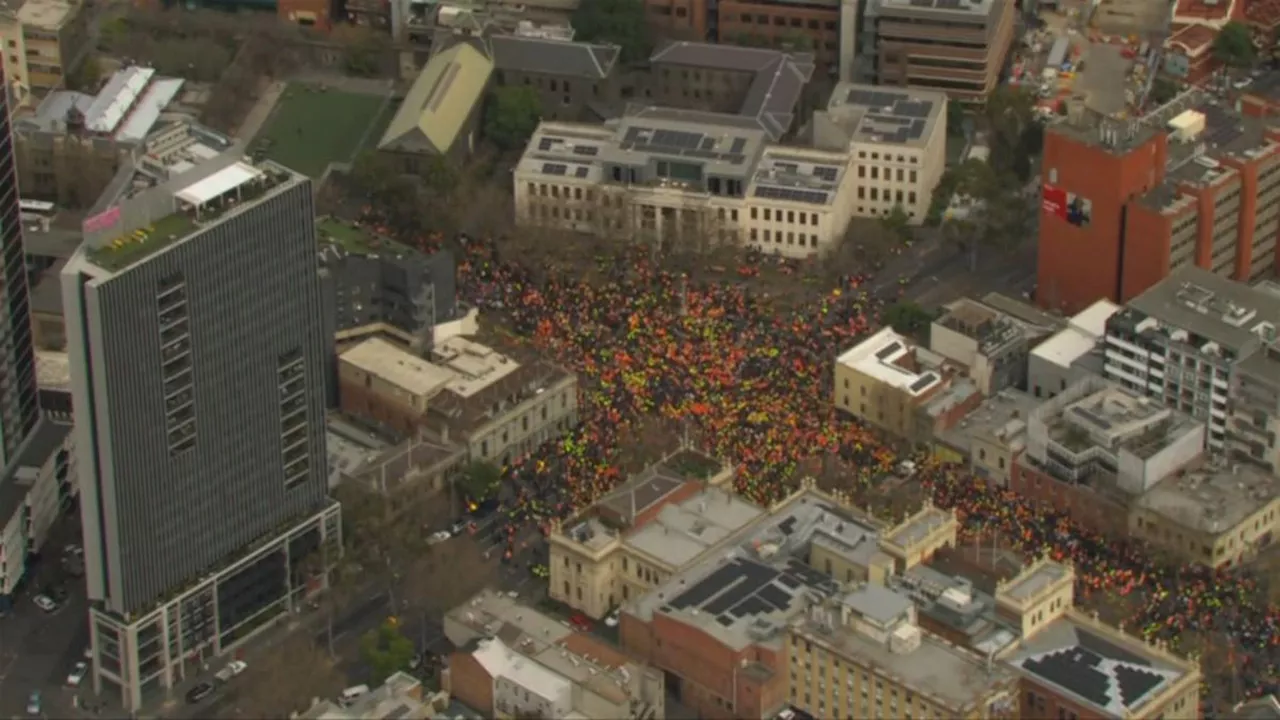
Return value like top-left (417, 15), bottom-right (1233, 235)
top-left (569, 613), bottom-right (592, 632)
top-left (186, 681), bottom-right (215, 704)
top-left (33, 594), bottom-right (57, 613)
top-left (67, 661), bottom-right (89, 687)
top-left (227, 660), bottom-right (248, 676)
top-left (26, 691), bottom-right (40, 716)
top-left (427, 530), bottom-right (451, 545)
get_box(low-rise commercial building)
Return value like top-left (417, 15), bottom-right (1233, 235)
top-left (0, 419), bottom-right (75, 612)
top-left (998, 560), bottom-right (1202, 719)
top-left (619, 480), bottom-right (959, 720)
top-left (298, 672), bottom-right (449, 719)
top-left (0, 0), bottom-right (88, 102)
top-left (1027, 298), bottom-right (1120, 401)
top-left (853, 0), bottom-right (1016, 102)
top-left (934, 388), bottom-right (1038, 485)
top-left (834, 326), bottom-right (983, 443)
top-left (444, 590), bottom-right (665, 720)
top-left (1130, 462), bottom-right (1280, 568)
top-left (787, 584), bottom-right (1019, 718)
top-left (1012, 377), bottom-right (1206, 536)
top-left (338, 335), bottom-right (578, 466)
top-left (548, 450), bottom-right (747, 619)
top-left (931, 298), bottom-right (1032, 395)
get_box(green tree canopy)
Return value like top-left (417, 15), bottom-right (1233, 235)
top-left (484, 86), bottom-right (543, 152)
top-left (1213, 22), bottom-right (1256, 68)
top-left (572, 0), bottom-right (652, 64)
top-left (984, 86), bottom-right (1040, 181)
top-left (360, 618), bottom-right (416, 685)
top-left (1150, 77), bottom-right (1180, 105)
top-left (883, 301), bottom-right (934, 337)
top-left (457, 461), bottom-right (502, 503)
top-left (946, 101), bottom-right (966, 135)
top-left (881, 204), bottom-right (913, 244)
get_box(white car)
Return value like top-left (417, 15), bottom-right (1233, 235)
top-left (226, 660), bottom-right (247, 676)
top-left (67, 661), bottom-right (89, 687)
top-left (605, 610), bottom-right (620, 627)
top-left (427, 530), bottom-right (451, 545)
top-left (33, 594), bottom-right (57, 612)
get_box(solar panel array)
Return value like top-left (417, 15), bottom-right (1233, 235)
top-left (543, 163), bottom-right (567, 176)
top-left (1201, 105), bottom-right (1244, 148)
top-left (667, 556), bottom-right (839, 631)
top-left (573, 145), bottom-right (599, 157)
top-left (538, 137), bottom-right (556, 151)
top-left (754, 186), bottom-right (829, 205)
top-left (575, 166), bottom-right (589, 178)
top-left (813, 166), bottom-right (839, 182)
top-left (622, 125), bottom-right (750, 165)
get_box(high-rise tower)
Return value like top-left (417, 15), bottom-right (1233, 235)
top-left (62, 152), bottom-right (340, 710)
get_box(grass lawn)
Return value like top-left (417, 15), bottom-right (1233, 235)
top-left (256, 84), bottom-right (387, 177)
top-left (362, 98), bottom-right (401, 154)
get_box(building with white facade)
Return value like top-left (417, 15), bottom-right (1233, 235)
top-left (1102, 267), bottom-right (1280, 461)
top-left (1028, 298), bottom-right (1121, 400)
top-left (810, 83), bottom-right (949, 224)
top-left (0, 420), bottom-right (76, 611)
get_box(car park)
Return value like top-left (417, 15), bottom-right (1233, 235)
top-left (185, 682), bottom-right (214, 704)
top-left (33, 594), bottom-right (57, 613)
top-left (67, 661), bottom-right (89, 687)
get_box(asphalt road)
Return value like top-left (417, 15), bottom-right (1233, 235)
top-left (0, 514), bottom-right (91, 720)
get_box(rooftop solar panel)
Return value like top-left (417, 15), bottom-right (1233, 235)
top-left (538, 138), bottom-right (556, 151)
top-left (575, 166), bottom-right (589, 178)
top-left (876, 342), bottom-right (903, 360)
top-left (700, 137), bottom-right (716, 150)
top-left (908, 374), bottom-right (936, 392)
top-left (671, 564), bottom-right (741, 609)
top-left (778, 574), bottom-right (801, 589)
top-left (727, 155), bottom-right (747, 165)
top-left (683, 149), bottom-right (720, 160)
top-left (813, 166), bottom-right (838, 182)
top-left (730, 596), bottom-right (771, 619)
top-left (775, 162), bottom-right (799, 173)
top-left (622, 127), bottom-right (644, 147)
top-left (758, 583), bottom-right (793, 611)
top-left (729, 138), bottom-right (748, 154)
top-left (778, 517), bottom-right (797, 535)
top-left (754, 186), bottom-right (829, 205)
top-left (899, 101), bottom-right (934, 119)
top-left (543, 163), bottom-right (567, 176)
top-left (573, 145), bottom-right (599, 157)
top-left (909, 119), bottom-right (927, 139)
top-left (716, 615), bottom-right (734, 626)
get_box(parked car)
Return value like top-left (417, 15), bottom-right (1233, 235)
top-left (449, 520), bottom-right (468, 536)
top-left (569, 613), bottom-right (592, 632)
top-left (427, 530), bottom-right (451, 545)
top-left (605, 610), bottom-right (620, 627)
top-left (33, 594), bottom-right (57, 613)
top-left (67, 661), bottom-right (89, 687)
top-left (227, 660), bottom-right (247, 676)
top-left (185, 682), bottom-right (215, 704)
top-left (26, 691), bottom-right (40, 716)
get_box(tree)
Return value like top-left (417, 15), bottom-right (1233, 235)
top-left (67, 55), bottom-right (102, 92)
top-left (343, 29), bottom-right (385, 77)
top-left (1213, 21), bottom-right (1256, 69)
top-left (400, 536), bottom-right (496, 649)
top-left (572, 0), bottom-right (652, 64)
top-left (457, 461), bottom-right (502, 504)
top-left (360, 617), bottom-right (416, 686)
top-left (946, 101), bottom-right (966, 136)
top-left (225, 634), bottom-right (346, 719)
top-left (883, 301), bottom-right (933, 337)
top-left (983, 86), bottom-right (1039, 181)
top-left (484, 86), bottom-right (543, 152)
top-left (881, 204), bottom-right (913, 245)
top-left (1150, 77), bottom-right (1179, 105)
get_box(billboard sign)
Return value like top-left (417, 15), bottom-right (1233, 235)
top-left (1042, 185), bottom-right (1067, 220)
top-left (82, 206), bottom-right (122, 235)
top-left (1066, 192), bottom-right (1093, 227)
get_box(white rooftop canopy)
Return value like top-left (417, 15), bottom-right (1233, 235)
top-left (175, 162), bottom-right (264, 206)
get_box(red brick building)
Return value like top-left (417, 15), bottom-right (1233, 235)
top-left (1009, 457), bottom-right (1133, 537)
top-left (1037, 100), bottom-right (1280, 314)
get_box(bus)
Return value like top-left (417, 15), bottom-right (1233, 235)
top-left (19, 199), bottom-right (56, 226)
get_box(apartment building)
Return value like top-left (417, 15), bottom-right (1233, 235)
top-left (548, 450), bottom-right (746, 619)
top-left (934, 388), bottom-right (1038, 485)
top-left (1130, 461), bottom-right (1280, 568)
top-left (1102, 267), bottom-right (1280, 457)
top-left (1037, 92), bottom-right (1280, 313)
top-left (931, 298), bottom-right (1032, 394)
top-left (0, 0), bottom-right (87, 101)
top-left (619, 480), bottom-right (959, 720)
top-left (834, 326), bottom-right (983, 443)
top-left (444, 590), bottom-right (665, 720)
top-left (337, 335), bottom-right (578, 466)
top-left (786, 584), bottom-right (1019, 719)
top-left (811, 83), bottom-right (948, 224)
top-left (0, 421), bottom-right (75, 611)
top-left (853, 0), bottom-right (1015, 102)
top-left (997, 560), bottom-right (1202, 719)
top-left (1027, 298), bottom-right (1121, 400)
top-left (1012, 377), bottom-right (1206, 535)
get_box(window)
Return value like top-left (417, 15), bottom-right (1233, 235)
top-left (764, 208), bottom-right (772, 221)
top-left (787, 210), bottom-right (795, 223)
top-left (751, 207), bottom-right (758, 220)
top-left (278, 347), bottom-right (310, 488)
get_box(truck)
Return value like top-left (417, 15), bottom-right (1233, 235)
top-left (1046, 36), bottom-right (1071, 71)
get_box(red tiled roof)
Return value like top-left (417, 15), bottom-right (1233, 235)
top-left (1167, 23), bottom-right (1219, 54)
top-left (1174, 0), bottom-right (1236, 22)
top-left (1245, 0), bottom-right (1280, 28)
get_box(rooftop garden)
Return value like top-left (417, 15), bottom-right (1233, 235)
top-left (87, 166), bottom-right (293, 272)
top-left (317, 217), bottom-right (414, 256)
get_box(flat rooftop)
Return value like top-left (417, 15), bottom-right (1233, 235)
top-left (1031, 299), bottom-right (1119, 368)
top-left (82, 152), bottom-right (301, 274)
top-left (937, 388), bottom-right (1037, 456)
top-left (878, 0), bottom-right (998, 18)
top-left (998, 560), bottom-right (1069, 603)
top-left (890, 564), bottom-right (1020, 655)
top-left (428, 356), bottom-right (572, 434)
top-left (317, 217), bottom-right (417, 257)
top-left (826, 83), bottom-right (945, 149)
top-left (884, 506), bottom-right (954, 549)
top-left (429, 336), bottom-right (521, 398)
top-left (1035, 382), bottom-right (1202, 463)
top-left (623, 486), bottom-right (764, 568)
top-left (837, 326), bottom-right (942, 397)
top-left (1136, 461), bottom-right (1280, 536)
top-left (792, 604), bottom-right (1017, 712)
top-left (340, 337), bottom-right (456, 398)
top-left (1119, 265), bottom-right (1280, 357)
top-left (1005, 612), bottom-right (1193, 717)
top-left (631, 489), bottom-right (887, 651)
top-left (751, 147), bottom-right (849, 208)
top-left (16, 0), bottom-right (77, 28)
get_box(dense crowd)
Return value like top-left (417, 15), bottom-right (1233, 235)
top-left (447, 233), bottom-right (1278, 709)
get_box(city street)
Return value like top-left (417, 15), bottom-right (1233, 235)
top-left (0, 514), bottom-right (90, 720)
